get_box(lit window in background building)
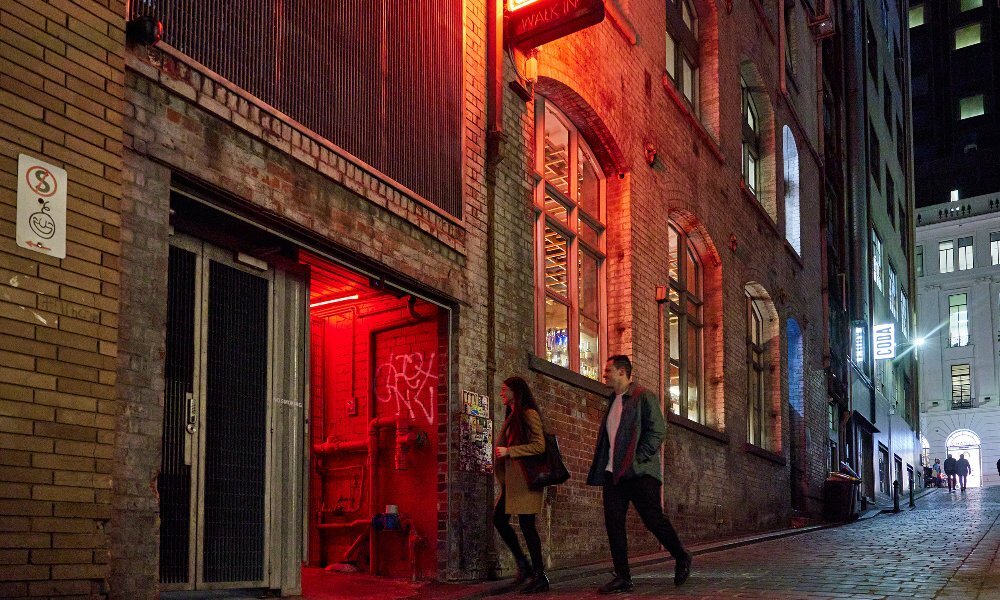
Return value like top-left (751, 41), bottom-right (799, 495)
top-left (960, 0), bottom-right (983, 12)
top-left (888, 266), bottom-right (898, 316)
top-left (665, 0), bottom-right (700, 114)
top-left (908, 4), bottom-right (925, 28)
top-left (951, 364), bottom-right (972, 408)
top-left (916, 245), bottom-right (924, 276)
top-left (873, 232), bottom-right (884, 291)
top-left (959, 94), bottom-right (985, 119)
top-left (990, 232), bottom-right (1000, 265)
top-left (535, 99), bottom-right (606, 380)
top-left (742, 77), bottom-right (760, 196)
top-left (667, 224), bottom-right (704, 424)
top-left (954, 23), bottom-right (982, 50)
top-left (949, 293), bottom-right (969, 347)
top-left (940, 240), bottom-right (955, 273)
top-left (951, 189), bottom-right (960, 202)
top-left (958, 236), bottom-right (974, 270)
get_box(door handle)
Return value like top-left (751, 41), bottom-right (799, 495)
top-left (186, 392), bottom-right (197, 434)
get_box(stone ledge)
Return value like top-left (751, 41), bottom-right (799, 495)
top-left (668, 412), bottom-right (729, 444)
top-left (743, 442), bottom-right (787, 466)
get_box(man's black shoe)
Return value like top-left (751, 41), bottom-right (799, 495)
top-left (597, 576), bottom-right (633, 594)
top-left (674, 551), bottom-right (692, 587)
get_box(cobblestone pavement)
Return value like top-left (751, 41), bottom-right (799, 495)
top-left (510, 485), bottom-right (1000, 600)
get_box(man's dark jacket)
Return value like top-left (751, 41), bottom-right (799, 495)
top-left (955, 457), bottom-right (971, 476)
top-left (944, 456), bottom-right (957, 475)
top-left (587, 382), bottom-right (665, 486)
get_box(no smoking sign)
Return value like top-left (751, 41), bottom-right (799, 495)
top-left (16, 154), bottom-right (67, 259)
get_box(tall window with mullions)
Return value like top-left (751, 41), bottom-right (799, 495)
top-left (666, 225), bottom-right (704, 423)
top-left (665, 0), bottom-right (700, 114)
top-left (534, 98), bottom-right (607, 380)
top-left (741, 77), bottom-right (761, 196)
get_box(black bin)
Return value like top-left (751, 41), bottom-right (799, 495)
top-left (823, 473), bottom-right (861, 522)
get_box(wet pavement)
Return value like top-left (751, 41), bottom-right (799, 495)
top-left (174, 486), bottom-right (1000, 599)
top-left (453, 485), bottom-right (1000, 600)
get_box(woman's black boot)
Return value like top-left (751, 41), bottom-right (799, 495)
top-left (513, 557), bottom-right (532, 585)
top-left (520, 570), bottom-right (549, 594)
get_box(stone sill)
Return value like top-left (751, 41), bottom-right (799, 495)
top-left (667, 413), bottom-right (729, 445)
top-left (743, 442), bottom-right (787, 466)
top-left (528, 354), bottom-right (609, 398)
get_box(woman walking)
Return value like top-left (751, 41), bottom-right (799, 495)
top-left (494, 376), bottom-right (549, 593)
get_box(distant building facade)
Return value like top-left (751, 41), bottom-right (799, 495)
top-left (916, 193), bottom-right (1000, 489)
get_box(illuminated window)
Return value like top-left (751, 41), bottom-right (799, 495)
top-left (534, 99), bottom-right (606, 380)
top-left (783, 126), bottom-right (801, 254)
top-left (746, 291), bottom-right (766, 447)
top-left (908, 5), bottom-right (925, 28)
top-left (901, 290), bottom-right (909, 339)
top-left (958, 236), bottom-right (974, 270)
top-left (951, 364), bottom-right (972, 408)
top-left (666, 0), bottom-right (700, 113)
top-left (959, 94), bottom-right (985, 119)
top-left (742, 77), bottom-right (760, 196)
top-left (873, 232), bottom-right (884, 291)
top-left (951, 189), bottom-right (960, 202)
top-left (666, 224), bottom-right (704, 423)
top-left (949, 293), bottom-right (969, 347)
top-left (888, 266), bottom-right (898, 316)
top-left (916, 246), bottom-right (924, 277)
top-left (990, 232), bottom-right (1000, 265)
top-left (960, 0), bottom-right (982, 12)
top-left (940, 240), bottom-right (955, 273)
top-left (954, 23), bottom-right (982, 50)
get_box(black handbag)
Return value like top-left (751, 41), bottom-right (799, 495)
top-left (519, 433), bottom-right (570, 491)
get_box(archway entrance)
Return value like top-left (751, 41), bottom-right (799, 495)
top-left (946, 429), bottom-right (982, 489)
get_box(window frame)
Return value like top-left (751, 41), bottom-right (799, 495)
top-left (950, 363), bottom-right (972, 408)
top-left (747, 292), bottom-right (766, 448)
top-left (873, 232), bottom-right (884, 291)
top-left (958, 235), bottom-right (974, 270)
top-left (948, 293), bottom-right (970, 347)
top-left (666, 0), bottom-right (701, 113)
top-left (666, 223), bottom-right (705, 424)
top-left (916, 245), bottom-right (924, 277)
top-left (908, 5), bottom-right (925, 28)
top-left (742, 77), bottom-right (761, 196)
top-left (954, 22), bottom-right (982, 50)
top-left (940, 240), bottom-right (955, 273)
top-left (990, 232), bottom-right (1000, 265)
top-left (533, 98), bottom-right (608, 380)
top-left (888, 265), bottom-right (898, 316)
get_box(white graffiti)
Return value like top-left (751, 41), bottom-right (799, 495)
top-left (375, 351), bottom-right (437, 425)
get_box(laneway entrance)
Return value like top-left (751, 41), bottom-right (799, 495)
top-left (946, 429), bottom-right (982, 489)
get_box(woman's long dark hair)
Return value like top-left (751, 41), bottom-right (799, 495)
top-left (502, 376), bottom-right (540, 445)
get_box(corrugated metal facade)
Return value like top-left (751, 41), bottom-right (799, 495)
top-left (130, 0), bottom-right (463, 217)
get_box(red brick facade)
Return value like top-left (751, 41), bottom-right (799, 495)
top-left (1, 1), bottom-right (831, 597)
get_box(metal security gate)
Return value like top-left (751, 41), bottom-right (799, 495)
top-left (160, 235), bottom-right (307, 592)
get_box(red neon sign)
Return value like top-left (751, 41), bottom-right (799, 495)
top-left (506, 0), bottom-right (605, 49)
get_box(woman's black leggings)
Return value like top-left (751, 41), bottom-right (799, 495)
top-left (494, 490), bottom-right (544, 572)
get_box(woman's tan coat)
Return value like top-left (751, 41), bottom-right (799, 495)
top-left (495, 409), bottom-right (546, 515)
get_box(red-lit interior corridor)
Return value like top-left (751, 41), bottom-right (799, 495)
top-left (300, 252), bottom-right (445, 591)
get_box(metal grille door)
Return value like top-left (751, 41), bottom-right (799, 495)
top-left (203, 261), bottom-right (269, 583)
top-left (160, 246), bottom-right (197, 584)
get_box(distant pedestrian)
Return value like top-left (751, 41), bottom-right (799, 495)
top-left (932, 458), bottom-right (943, 488)
top-left (955, 454), bottom-right (972, 491)
top-left (944, 454), bottom-right (957, 492)
top-left (588, 355), bottom-right (692, 594)
top-left (493, 376), bottom-right (550, 593)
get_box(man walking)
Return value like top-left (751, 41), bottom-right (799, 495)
top-left (955, 453), bottom-right (972, 491)
top-left (587, 355), bottom-right (692, 594)
top-left (943, 454), bottom-right (957, 492)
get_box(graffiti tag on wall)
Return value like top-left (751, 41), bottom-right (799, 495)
top-left (375, 351), bottom-right (437, 424)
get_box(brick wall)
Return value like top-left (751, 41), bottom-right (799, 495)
top-left (0, 2), bottom-right (125, 598)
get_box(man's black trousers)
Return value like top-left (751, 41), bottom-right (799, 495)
top-left (602, 473), bottom-right (685, 580)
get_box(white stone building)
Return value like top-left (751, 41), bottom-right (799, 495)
top-left (916, 192), bottom-right (1000, 489)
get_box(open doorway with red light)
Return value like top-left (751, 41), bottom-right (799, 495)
top-left (300, 250), bottom-right (447, 595)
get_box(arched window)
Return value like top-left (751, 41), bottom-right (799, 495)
top-left (534, 98), bottom-right (607, 380)
top-left (666, 0), bottom-right (700, 113)
top-left (742, 77), bottom-right (760, 196)
top-left (667, 223), bottom-right (704, 422)
top-left (783, 125), bottom-right (801, 254)
top-left (745, 283), bottom-right (779, 449)
top-left (945, 429), bottom-right (981, 449)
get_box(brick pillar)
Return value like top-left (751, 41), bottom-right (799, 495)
top-left (0, 2), bottom-right (126, 598)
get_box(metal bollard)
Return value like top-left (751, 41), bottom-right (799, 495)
top-left (892, 480), bottom-right (900, 513)
top-left (909, 479), bottom-right (915, 508)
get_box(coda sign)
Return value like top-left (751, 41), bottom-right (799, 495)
top-left (873, 323), bottom-right (896, 360)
